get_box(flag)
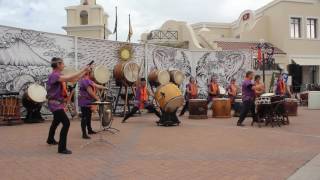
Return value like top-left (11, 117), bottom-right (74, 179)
top-left (127, 14), bottom-right (133, 42)
top-left (113, 6), bottom-right (118, 40)
top-left (257, 48), bottom-right (262, 64)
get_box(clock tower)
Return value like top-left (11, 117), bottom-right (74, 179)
top-left (63, 0), bottom-right (111, 39)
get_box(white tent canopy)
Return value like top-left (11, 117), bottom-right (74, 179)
top-left (292, 57), bottom-right (320, 66)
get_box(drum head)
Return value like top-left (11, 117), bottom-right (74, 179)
top-left (123, 62), bottom-right (140, 83)
top-left (173, 71), bottom-right (185, 85)
top-left (261, 93), bottom-right (275, 97)
top-left (27, 84), bottom-right (47, 103)
top-left (62, 68), bottom-right (77, 86)
top-left (189, 99), bottom-right (207, 103)
top-left (158, 70), bottom-right (170, 85)
top-left (164, 96), bottom-right (184, 112)
top-left (94, 65), bottom-right (111, 84)
top-left (219, 86), bottom-right (226, 95)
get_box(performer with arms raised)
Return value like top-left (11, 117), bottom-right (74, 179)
top-left (254, 75), bottom-right (265, 97)
top-left (46, 57), bottom-right (90, 154)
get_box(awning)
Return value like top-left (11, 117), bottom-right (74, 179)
top-left (292, 58), bottom-right (320, 66)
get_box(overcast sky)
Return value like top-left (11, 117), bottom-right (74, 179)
top-left (0, 0), bottom-right (273, 42)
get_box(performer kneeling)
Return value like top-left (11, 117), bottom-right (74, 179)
top-left (237, 71), bottom-right (257, 127)
top-left (122, 78), bottom-right (161, 123)
top-left (179, 77), bottom-right (198, 116)
top-left (46, 57), bottom-right (90, 154)
top-left (79, 71), bottom-right (107, 139)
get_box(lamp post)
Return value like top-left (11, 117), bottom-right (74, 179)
top-left (257, 39), bottom-right (275, 84)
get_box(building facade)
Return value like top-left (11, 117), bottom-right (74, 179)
top-left (63, 0), bottom-right (111, 39)
top-left (141, 0), bottom-right (320, 91)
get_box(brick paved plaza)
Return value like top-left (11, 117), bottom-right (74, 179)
top-left (1, 108), bottom-right (320, 180)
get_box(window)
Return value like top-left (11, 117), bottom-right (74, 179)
top-left (80, 11), bottom-right (88, 25)
top-left (290, 17), bottom-right (301, 38)
top-left (307, 18), bottom-right (318, 39)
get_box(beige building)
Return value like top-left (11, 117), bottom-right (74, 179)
top-left (63, 0), bottom-right (111, 39)
top-left (141, 0), bottom-right (320, 91)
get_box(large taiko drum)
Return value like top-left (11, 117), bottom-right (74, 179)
top-left (148, 69), bottom-right (170, 86)
top-left (212, 98), bottom-right (231, 118)
top-left (169, 70), bottom-right (185, 86)
top-left (114, 61), bottom-right (140, 85)
top-left (92, 65), bottom-right (111, 84)
top-left (62, 67), bottom-right (77, 86)
top-left (189, 99), bottom-right (208, 119)
top-left (285, 98), bottom-right (298, 116)
top-left (24, 84), bottom-right (47, 104)
top-left (155, 83), bottom-right (184, 113)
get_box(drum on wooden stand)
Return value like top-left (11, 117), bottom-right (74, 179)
top-left (212, 98), bottom-right (231, 118)
top-left (0, 92), bottom-right (21, 126)
top-left (189, 99), bottom-right (208, 119)
top-left (22, 84), bottom-right (47, 123)
top-left (169, 70), bottom-right (185, 86)
top-left (148, 69), bottom-right (170, 87)
top-left (285, 98), bottom-right (298, 116)
top-left (113, 61), bottom-right (140, 85)
top-left (92, 65), bottom-right (111, 85)
top-left (155, 83), bottom-right (184, 113)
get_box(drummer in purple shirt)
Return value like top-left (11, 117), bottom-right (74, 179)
top-left (78, 71), bottom-right (107, 139)
top-left (46, 57), bottom-right (90, 155)
top-left (237, 71), bottom-right (257, 127)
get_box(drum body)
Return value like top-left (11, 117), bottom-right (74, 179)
top-left (148, 69), bottom-right (170, 86)
top-left (114, 61), bottom-right (140, 85)
top-left (212, 98), bottom-right (231, 118)
top-left (93, 65), bottom-right (111, 84)
top-left (155, 83), bottom-right (184, 113)
top-left (233, 99), bottom-right (242, 117)
top-left (189, 99), bottom-right (208, 119)
top-left (169, 70), bottom-right (185, 86)
top-left (285, 98), bottom-right (298, 116)
top-left (0, 93), bottom-right (21, 126)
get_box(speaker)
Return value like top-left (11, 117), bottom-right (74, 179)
top-left (288, 64), bottom-right (302, 92)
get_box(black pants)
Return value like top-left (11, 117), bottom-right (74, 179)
top-left (124, 105), bottom-right (161, 121)
top-left (237, 100), bottom-right (256, 124)
top-left (179, 100), bottom-right (189, 116)
top-left (47, 109), bottom-right (70, 152)
top-left (80, 107), bottom-right (93, 135)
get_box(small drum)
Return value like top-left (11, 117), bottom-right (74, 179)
top-left (148, 69), bottom-right (170, 86)
top-left (0, 93), bottom-right (21, 125)
top-left (212, 98), bottom-right (231, 118)
top-left (26, 84), bottom-right (47, 103)
top-left (92, 65), bottom-right (111, 84)
top-left (114, 61), bottom-right (140, 85)
top-left (285, 98), bottom-right (298, 116)
top-left (155, 83), bottom-right (184, 113)
top-left (169, 70), bottom-right (185, 86)
top-left (189, 99), bottom-right (208, 119)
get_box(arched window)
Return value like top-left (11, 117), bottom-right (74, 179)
top-left (80, 11), bottom-right (88, 25)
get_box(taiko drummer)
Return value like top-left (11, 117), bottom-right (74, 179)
top-left (46, 57), bottom-right (91, 154)
top-left (122, 78), bottom-right (161, 123)
top-left (78, 70), bottom-right (107, 139)
top-left (179, 76), bottom-right (198, 116)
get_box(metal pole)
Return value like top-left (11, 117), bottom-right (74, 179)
top-left (262, 52), bottom-right (266, 84)
top-left (74, 36), bottom-right (79, 114)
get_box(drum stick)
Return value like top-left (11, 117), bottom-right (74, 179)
top-left (88, 60), bottom-right (94, 66)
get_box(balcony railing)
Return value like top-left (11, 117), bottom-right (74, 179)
top-left (253, 58), bottom-right (278, 71)
top-left (147, 30), bottom-right (178, 40)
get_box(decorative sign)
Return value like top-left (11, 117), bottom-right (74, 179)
top-left (242, 13), bottom-right (250, 21)
top-left (119, 45), bottom-right (133, 61)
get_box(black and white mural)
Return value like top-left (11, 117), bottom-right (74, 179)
top-left (0, 25), bottom-right (253, 115)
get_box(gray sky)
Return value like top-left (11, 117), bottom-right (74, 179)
top-left (0, 0), bottom-right (273, 42)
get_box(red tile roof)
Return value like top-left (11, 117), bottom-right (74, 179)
top-left (214, 41), bottom-right (286, 55)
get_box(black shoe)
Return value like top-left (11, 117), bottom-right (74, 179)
top-left (88, 130), bottom-right (97, 135)
top-left (47, 140), bottom-right (58, 145)
top-left (58, 149), bottom-right (72, 155)
top-left (82, 135), bottom-right (91, 139)
top-left (237, 123), bottom-right (245, 127)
